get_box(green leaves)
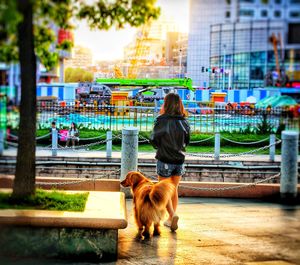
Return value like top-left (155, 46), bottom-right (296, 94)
top-left (0, 0), bottom-right (22, 42)
top-left (77, 0), bottom-right (160, 30)
top-left (1, 0), bottom-right (160, 69)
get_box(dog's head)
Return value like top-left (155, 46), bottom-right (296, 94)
top-left (120, 171), bottom-right (147, 189)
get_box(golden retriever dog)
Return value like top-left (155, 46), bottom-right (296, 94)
top-left (121, 171), bottom-right (175, 239)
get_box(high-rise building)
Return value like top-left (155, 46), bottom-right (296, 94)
top-left (123, 15), bottom-right (180, 78)
top-left (65, 45), bottom-right (93, 69)
top-left (187, 0), bottom-right (300, 89)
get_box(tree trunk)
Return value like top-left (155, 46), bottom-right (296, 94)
top-left (12, 0), bottom-right (36, 198)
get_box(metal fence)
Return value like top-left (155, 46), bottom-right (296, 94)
top-left (5, 100), bottom-right (299, 133)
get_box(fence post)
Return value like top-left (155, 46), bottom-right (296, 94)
top-left (0, 130), bottom-right (3, 156)
top-left (269, 134), bottom-right (276, 162)
top-left (51, 129), bottom-right (58, 157)
top-left (214, 132), bottom-right (220, 160)
top-left (280, 131), bottom-right (298, 200)
top-left (120, 127), bottom-right (139, 180)
top-left (106, 131), bottom-right (112, 159)
top-left (154, 99), bottom-right (159, 117)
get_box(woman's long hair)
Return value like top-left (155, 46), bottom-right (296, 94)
top-left (160, 93), bottom-right (187, 117)
top-left (70, 122), bottom-right (77, 130)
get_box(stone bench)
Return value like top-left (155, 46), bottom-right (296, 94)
top-left (0, 189), bottom-right (127, 262)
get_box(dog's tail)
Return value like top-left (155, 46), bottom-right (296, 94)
top-left (149, 179), bottom-right (175, 209)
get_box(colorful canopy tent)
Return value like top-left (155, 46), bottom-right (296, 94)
top-left (256, 95), bottom-right (297, 108)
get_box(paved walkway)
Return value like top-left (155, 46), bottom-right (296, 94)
top-left (2, 197), bottom-right (300, 265)
top-left (116, 198), bottom-right (300, 265)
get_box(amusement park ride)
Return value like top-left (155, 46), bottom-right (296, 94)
top-left (74, 77), bottom-right (194, 111)
top-left (95, 77), bottom-right (193, 91)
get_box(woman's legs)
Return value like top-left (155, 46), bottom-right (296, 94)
top-left (170, 175), bottom-right (181, 213)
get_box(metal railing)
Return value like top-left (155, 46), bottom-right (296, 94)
top-left (5, 101), bottom-right (299, 133)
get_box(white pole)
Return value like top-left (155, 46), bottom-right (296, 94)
top-left (222, 45), bottom-right (226, 90)
top-left (0, 130), bottom-right (3, 156)
top-left (214, 133), bottom-right (220, 160)
top-left (179, 49), bottom-right (182, 78)
top-left (280, 131), bottom-right (298, 200)
top-left (106, 131), bottom-right (112, 159)
top-left (269, 134), bottom-right (275, 162)
top-left (120, 127), bottom-right (139, 180)
top-left (228, 70), bottom-right (231, 90)
top-left (9, 64), bottom-right (14, 100)
top-left (51, 129), bottom-right (58, 157)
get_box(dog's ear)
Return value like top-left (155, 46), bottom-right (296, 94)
top-left (128, 171), bottom-right (143, 189)
top-left (121, 171), bottom-right (138, 187)
top-left (121, 171), bottom-right (145, 188)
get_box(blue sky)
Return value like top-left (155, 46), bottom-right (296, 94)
top-left (73, 0), bottom-right (189, 62)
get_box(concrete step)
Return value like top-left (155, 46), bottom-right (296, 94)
top-left (0, 189), bottom-right (127, 262)
top-left (0, 155), bottom-right (290, 183)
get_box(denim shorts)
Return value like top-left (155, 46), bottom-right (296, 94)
top-left (156, 160), bottom-right (185, 178)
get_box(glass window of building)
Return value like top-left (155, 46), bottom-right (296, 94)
top-left (261, 0), bottom-right (269, 3)
top-left (261, 10), bottom-right (268, 17)
top-left (274, 0), bottom-right (281, 3)
top-left (274, 10), bottom-right (281, 17)
top-left (239, 9), bottom-right (254, 16)
top-left (290, 0), bottom-right (300, 3)
top-left (290, 11), bottom-right (300, 18)
top-left (226, 0), bottom-right (231, 4)
top-left (226, 11), bottom-right (231, 18)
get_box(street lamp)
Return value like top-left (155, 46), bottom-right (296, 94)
top-left (179, 48), bottom-right (182, 78)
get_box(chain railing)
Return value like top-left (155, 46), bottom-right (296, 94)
top-left (7, 132), bottom-right (51, 140)
top-left (189, 135), bottom-right (215, 144)
top-left (4, 134), bottom-right (281, 159)
top-left (42, 138), bottom-right (111, 151)
top-left (4, 136), bottom-right (116, 153)
top-left (56, 133), bottom-right (107, 141)
top-left (137, 169), bottom-right (280, 192)
top-left (35, 168), bottom-right (121, 187)
top-left (185, 140), bottom-right (281, 159)
top-left (138, 135), bottom-right (150, 143)
top-left (220, 135), bottom-right (269, 145)
top-left (178, 173), bottom-right (280, 192)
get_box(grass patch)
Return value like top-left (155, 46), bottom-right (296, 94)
top-left (0, 189), bottom-right (89, 212)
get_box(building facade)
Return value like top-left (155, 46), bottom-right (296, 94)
top-left (122, 15), bottom-right (185, 78)
top-left (166, 32), bottom-right (188, 77)
top-left (187, 0), bottom-right (300, 89)
top-left (65, 45), bottom-right (93, 69)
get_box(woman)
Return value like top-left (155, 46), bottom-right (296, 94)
top-left (150, 93), bottom-right (190, 231)
top-left (65, 122), bottom-right (80, 148)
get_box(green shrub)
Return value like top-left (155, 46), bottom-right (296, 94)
top-left (255, 113), bottom-right (274, 134)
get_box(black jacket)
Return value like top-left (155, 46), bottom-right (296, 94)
top-left (150, 114), bottom-right (190, 164)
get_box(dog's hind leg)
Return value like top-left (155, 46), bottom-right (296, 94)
top-left (142, 222), bottom-right (151, 239)
top-left (153, 223), bottom-right (161, 236)
top-left (134, 208), bottom-right (144, 238)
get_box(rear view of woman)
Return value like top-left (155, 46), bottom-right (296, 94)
top-left (150, 93), bottom-right (190, 231)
